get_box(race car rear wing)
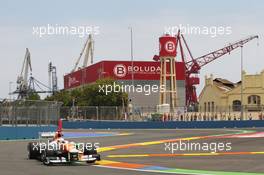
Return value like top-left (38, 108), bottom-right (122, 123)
top-left (38, 119), bottom-right (63, 139)
top-left (39, 132), bottom-right (56, 139)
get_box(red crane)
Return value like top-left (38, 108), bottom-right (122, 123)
top-left (154, 31), bottom-right (259, 107)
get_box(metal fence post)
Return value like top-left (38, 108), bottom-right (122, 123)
top-left (115, 106), bottom-right (118, 120)
top-left (96, 106), bottom-right (99, 120)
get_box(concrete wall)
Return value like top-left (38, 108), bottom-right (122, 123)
top-left (0, 125), bottom-right (57, 140)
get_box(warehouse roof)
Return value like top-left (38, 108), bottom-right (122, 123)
top-left (213, 78), bottom-right (236, 92)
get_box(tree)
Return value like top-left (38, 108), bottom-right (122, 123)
top-left (78, 78), bottom-right (128, 106)
top-left (26, 92), bottom-right (40, 101)
top-left (45, 78), bottom-right (128, 106)
top-left (45, 90), bottom-right (72, 106)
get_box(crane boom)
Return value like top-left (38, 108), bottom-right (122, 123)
top-left (83, 34), bottom-right (94, 66)
top-left (72, 34), bottom-right (94, 72)
top-left (25, 48), bottom-right (32, 84)
top-left (186, 35), bottom-right (259, 74)
top-left (15, 48), bottom-right (33, 99)
top-left (172, 33), bottom-right (259, 107)
top-left (17, 48), bottom-right (32, 90)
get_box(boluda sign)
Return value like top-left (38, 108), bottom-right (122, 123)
top-left (113, 64), bottom-right (127, 78)
top-left (103, 61), bottom-right (185, 80)
top-left (159, 34), bottom-right (177, 57)
top-left (64, 69), bottom-right (82, 89)
top-left (68, 76), bottom-right (80, 87)
top-left (64, 60), bottom-right (185, 89)
top-left (113, 64), bottom-right (161, 78)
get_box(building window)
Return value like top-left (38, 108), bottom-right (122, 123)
top-left (232, 100), bottom-right (241, 112)
top-left (248, 95), bottom-right (261, 105)
top-left (204, 102), bottom-right (207, 112)
top-left (208, 102), bottom-right (210, 112)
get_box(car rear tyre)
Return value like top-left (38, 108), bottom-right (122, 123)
top-left (84, 146), bottom-right (98, 155)
top-left (27, 142), bottom-right (39, 159)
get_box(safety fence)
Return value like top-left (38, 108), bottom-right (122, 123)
top-left (196, 104), bottom-right (264, 121)
top-left (60, 105), bottom-right (264, 121)
top-left (1, 100), bottom-right (264, 125)
top-left (60, 106), bottom-right (157, 121)
top-left (0, 99), bottom-right (62, 126)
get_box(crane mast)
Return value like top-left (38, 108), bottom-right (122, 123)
top-left (16, 48), bottom-right (32, 99)
top-left (14, 48), bottom-right (58, 99)
top-left (72, 34), bottom-right (94, 72)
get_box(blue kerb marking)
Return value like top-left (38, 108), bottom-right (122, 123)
top-left (63, 132), bottom-right (119, 138)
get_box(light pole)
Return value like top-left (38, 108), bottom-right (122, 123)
top-left (129, 27), bottom-right (134, 118)
top-left (240, 45), bottom-right (244, 120)
top-left (129, 27), bottom-right (134, 87)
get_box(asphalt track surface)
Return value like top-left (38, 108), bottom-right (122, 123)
top-left (1, 129), bottom-right (264, 175)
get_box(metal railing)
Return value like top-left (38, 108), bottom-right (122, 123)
top-left (1, 100), bottom-right (264, 124)
top-left (0, 99), bottom-right (62, 126)
top-left (61, 105), bottom-right (264, 121)
top-left (60, 106), bottom-right (158, 121)
top-left (60, 106), bottom-right (123, 121)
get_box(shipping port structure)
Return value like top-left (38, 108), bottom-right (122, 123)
top-left (64, 33), bottom-right (258, 109)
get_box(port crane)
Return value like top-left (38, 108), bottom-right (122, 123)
top-left (15, 48), bottom-right (33, 99)
top-left (72, 34), bottom-right (94, 72)
top-left (154, 31), bottom-right (259, 107)
top-left (14, 48), bottom-right (58, 99)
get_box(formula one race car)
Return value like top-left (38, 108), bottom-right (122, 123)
top-left (27, 123), bottom-right (100, 165)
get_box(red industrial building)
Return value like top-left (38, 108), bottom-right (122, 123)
top-left (64, 60), bottom-right (186, 107)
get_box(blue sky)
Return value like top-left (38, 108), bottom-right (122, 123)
top-left (0, 0), bottom-right (263, 99)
